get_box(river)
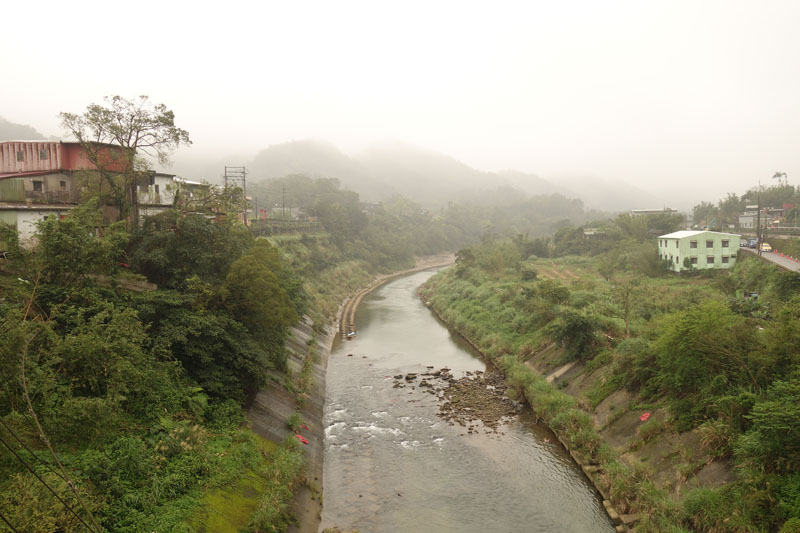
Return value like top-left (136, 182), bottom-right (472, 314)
top-left (320, 269), bottom-right (614, 532)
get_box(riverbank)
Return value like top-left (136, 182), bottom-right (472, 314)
top-left (246, 253), bottom-right (455, 533)
top-left (420, 284), bottom-right (632, 531)
top-left (418, 254), bottom-right (797, 532)
top-left (321, 268), bottom-right (613, 532)
top-left (340, 253), bottom-right (455, 337)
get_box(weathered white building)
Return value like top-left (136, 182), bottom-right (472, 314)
top-left (658, 230), bottom-right (741, 272)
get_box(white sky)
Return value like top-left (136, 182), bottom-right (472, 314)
top-left (3, 0), bottom-right (800, 202)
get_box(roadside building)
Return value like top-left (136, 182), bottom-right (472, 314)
top-left (136, 172), bottom-right (179, 218)
top-left (0, 140), bottom-right (207, 249)
top-left (629, 208), bottom-right (679, 216)
top-left (0, 140), bottom-right (129, 245)
top-left (657, 230), bottom-right (740, 272)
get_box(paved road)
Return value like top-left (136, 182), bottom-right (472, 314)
top-left (740, 247), bottom-right (800, 272)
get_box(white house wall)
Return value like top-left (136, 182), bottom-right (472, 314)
top-left (16, 209), bottom-right (70, 246)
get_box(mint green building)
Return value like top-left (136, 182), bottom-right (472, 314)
top-left (657, 231), bottom-right (741, 272)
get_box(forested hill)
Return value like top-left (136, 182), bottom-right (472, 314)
top-left (247, 139), bottom-right (659, 211)
top-left (0, 116), bottom-right (48, 140)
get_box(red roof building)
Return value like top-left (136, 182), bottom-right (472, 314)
top-left (0, 141), bottom-right (128, 179)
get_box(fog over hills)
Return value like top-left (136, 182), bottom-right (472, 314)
top-left (0, 113), bottom-right (665, 212)
top-left (0, 117), bottom-right (47, 141)
top-left (246, 139), bottom-right (662, 212)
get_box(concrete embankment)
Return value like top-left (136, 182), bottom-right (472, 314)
top-left (423, 294), bottom-right (735, 532)
top-left (247, 316), bottom-right (334, 533)
top-left (246, 253), bottom-right (454, 533)
top-left (421, 297), bottom-right (632, 531)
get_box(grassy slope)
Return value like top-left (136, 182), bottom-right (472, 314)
top-left (420, 255), bottom-right (779, 532)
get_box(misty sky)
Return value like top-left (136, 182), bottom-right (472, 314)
top-left (3, 0), bottom-right (799, 202)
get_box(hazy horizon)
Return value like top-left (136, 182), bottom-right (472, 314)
top-left (3, 0), bottom-right (800, 207)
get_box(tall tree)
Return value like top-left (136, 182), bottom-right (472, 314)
top-left (60, 96), bottom-right (191, 224)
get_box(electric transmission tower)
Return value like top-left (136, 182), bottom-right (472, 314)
top-left (223, 166), bottom-right (248, 222)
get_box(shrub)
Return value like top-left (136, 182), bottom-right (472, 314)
top-left (546, 308), bottom-right (601, 361)
top-left (248, 438), bottom-right (305, 532)
top-left (782, 518), bottom-right (800, 533)
top-left (637, 418), bottom-right (668, 444)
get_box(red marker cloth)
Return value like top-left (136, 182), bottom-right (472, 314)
top-left (300, 425), bottom-right (310, 430)
top-left (640, 412), bottom-right (651, 422)
top-left (295, 434), bottom-right (309, 444)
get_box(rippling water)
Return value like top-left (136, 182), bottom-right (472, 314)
top-left (321, 269), bottom-right (614, 532)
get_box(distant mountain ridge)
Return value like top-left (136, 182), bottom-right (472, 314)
top-left (247, 139), bottom-right (661, 212)
top-left (0, 116), bottom-right (47, 141)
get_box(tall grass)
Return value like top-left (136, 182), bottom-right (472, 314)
top-left (248, 438), bottom-right (305, 532)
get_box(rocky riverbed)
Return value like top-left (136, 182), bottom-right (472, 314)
top-left (390, 367), bottom-right (521, 434)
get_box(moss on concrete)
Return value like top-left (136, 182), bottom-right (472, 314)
top-left (187, 436), bottom-right (278, 532)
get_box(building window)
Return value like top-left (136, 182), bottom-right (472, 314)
top-left (675, 256), bottom-right (679, 264)
top-left (690, 240), bottom-right (698, 248)
top-left (155, 184), bottom-right (159, 195)
top-left (722, 256), bottom-right (730, 264)
top-left (39, 149), bottom-right (48, 160)
top-left (722, 240), bottom-right (729, 248)
top-left (706, 240), bottom-right (714, 248)
top-left (32, 181), bottom-right (43, 192)
top-left (60, 180), bottom-right (66, 189)
top-left (691, 257), bottom-right (698, 265)
top-left (707, 256), bottom-right (715, 264)
top-left (16, 151), bottom-right (24, 161)
top-left (675, 240), bottom-right (678, 248)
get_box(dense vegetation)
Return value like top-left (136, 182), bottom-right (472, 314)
top-left (0, 169), bottom-right (611, 531)
top-left (251, 175), bottom-right (607, 271)
top-left (0, 206), bottom-right (306, 531)
top-left (422, 217), bottom-right (800, 532)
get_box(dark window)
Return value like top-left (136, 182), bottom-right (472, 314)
top-left (16, 151), bottom-right (24, 161)
top-left (32, 181), bottom-right (43, 192)
top-left (110, 150), bottom-right (120, 161)
top-left (722, 256), bottom-right (730, 264)
top-left (706, 240), bottom-right (714, 248)
top-left (707, 255), bottom-right (715, 264)
top-left (675, 240), bottom-right (678, 248)
top-left (691, 257), bottom-right (698, 265)
top-left (60, 180), bottom-right (66, 189)
top-left (722, 240), bottom-right (729, 248)
top-left (690, 240), bottom-right (698, 248)
top-left (675, 256), bottom-right (679, 263)
top-left (39, 149), bottom-right (48, 160)
top-left (155, 184), bottom-right (159, 195)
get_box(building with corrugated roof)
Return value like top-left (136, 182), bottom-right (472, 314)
top-left (657, 230), bottom-right (741, 272)
top-left (0, 140), bottom-right (188, 248)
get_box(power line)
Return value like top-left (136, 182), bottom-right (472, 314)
top-left (0, 509), bottom-right (21, 533)
top-left (0, 433), bottom-right (98, 532)
top-left (0, 417), bottom-right (65, 481)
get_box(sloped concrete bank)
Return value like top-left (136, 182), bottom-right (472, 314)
top-left (247, 315), bottom-right (334, 533)
top-left (423, 295), bottom-right (736, 532)
top-left (246, 254), bottom-right (454, 533)
top-left (420, 295), bottom-right (630, 532)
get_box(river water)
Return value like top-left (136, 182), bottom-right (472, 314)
top-left (320, 269), bottom-right (614, 532)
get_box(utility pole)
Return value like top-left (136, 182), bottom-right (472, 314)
top-left (223, 166), bottom-right (247, 223)
top-left (757, 190), bottom-right (762, 257)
